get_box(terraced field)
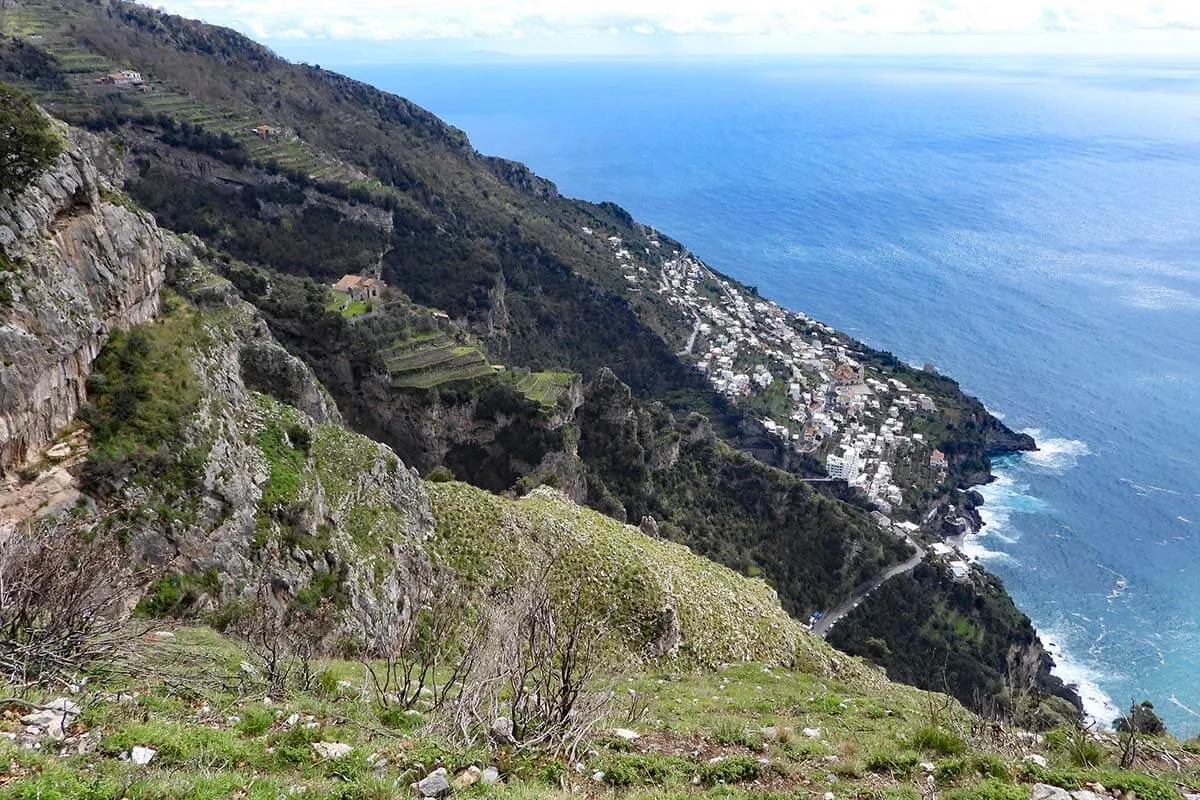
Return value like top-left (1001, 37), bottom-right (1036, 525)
top-left (380, 334), bottom-right (579, 403)
top-left (383, 334), bottom-right (495, 389)
top-left (512, 370), bottom-right (576, 407)
top-left (0, 5), bottom-right (370, 185)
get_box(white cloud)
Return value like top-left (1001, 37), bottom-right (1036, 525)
top-left (150, 0), bottom-right (1200, 52)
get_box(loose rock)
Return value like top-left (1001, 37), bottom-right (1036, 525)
top-left (610, 727), bottom-right (641, 742)
top-left (312, 741), bottom-right (353, 760)
top-left (1031, 784), bottom-right (1073, 800)
top-left (130, 746), bottom-right (156, 765)
top-left (489, 716), bottom-right (515, 744)
top-left (453, 766), bottom-right (481, 789)
top-left (417, 768), bottom-right (452, 798)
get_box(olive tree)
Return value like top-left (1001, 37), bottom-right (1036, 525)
top-left (0, 81), bottom-right (61, 195)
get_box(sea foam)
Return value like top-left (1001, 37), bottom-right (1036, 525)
top-left (1042, 633), bottom-right (1122, 729)
top-left (1020, 430), bottom-right (1092, 472)
top-left (975, 437), bottom-right (1123, 725)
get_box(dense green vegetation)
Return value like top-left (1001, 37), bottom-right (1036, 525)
top-left (0, 0), bottom-right (1059, 719)
top-left (77, 296), bottom-right (208, 504)
top-left (828, 561), bottom-right (1081, 729)
top-left (0, 80), bottom-right (61, 194)
top-left (2, 628), bottom-right (1195, 800)
top-left (128, 166), bottom-right (389, 280)
top-left (578, 371), bottom-right (911, 617)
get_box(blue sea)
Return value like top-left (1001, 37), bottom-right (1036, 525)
top-left (339, 56), bottom-right (1200, 733)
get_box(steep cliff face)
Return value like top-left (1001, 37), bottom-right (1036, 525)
top-left (344, 376), bottom-right (587, 499)
top-left (827, 560), bottom-right (1083, 729)
top-left (0, 127), bottom-right (172, 472)
top-left (0, 122), bottom-right (432, 644)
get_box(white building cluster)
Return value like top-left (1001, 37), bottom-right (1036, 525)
top-left (583, 224), bottom-right (949, 528)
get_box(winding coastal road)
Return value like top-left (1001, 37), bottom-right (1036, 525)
top-left (812, 536), bottom-right (926, 637)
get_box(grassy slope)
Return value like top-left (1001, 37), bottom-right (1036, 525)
top-left (6, 256), bottom-right (1198, 800)
top-left (2, 625), bottom-right (1197, 800)
top-left (426, 481), bottom-right (810, 669)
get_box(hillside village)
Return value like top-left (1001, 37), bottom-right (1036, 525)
top-left (589, 226), bottom-right (953, 533)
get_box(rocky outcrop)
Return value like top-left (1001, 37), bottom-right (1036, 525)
top-left (0, 127), bottom-right (173, 473)
top-left (985, 425), bottom-right (1038, 455)
top-left (482, 156), bottom-right (559, 199)
top-left (119, 259), bottom-right (430, 647)
top-left (175, 265), bottom-right (343, 426)
top-left (0, 118), bottom-right (430, 641)
top-left (341, 374), bottom-right (586, 500)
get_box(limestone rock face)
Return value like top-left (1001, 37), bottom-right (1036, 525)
top-left (0, 121), bottom-right (434, 650)
top-left (1030, 784), bottom-right (1073, 800)
top-left (0, 128), bottom-right (173, 472)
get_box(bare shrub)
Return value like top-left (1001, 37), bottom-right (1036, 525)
top-left (1115, 698), bottom-right (1164, 768)
top-left (362, 566), bottom-right (482, 711)
top-left (232, 576), bottom-right (297, 696)
top-left (446, 567), bottom-right (616, 759)
top-left (233, 575), bottom-right (346, 696)
top-left (0, 521), bottom-right (147, 686)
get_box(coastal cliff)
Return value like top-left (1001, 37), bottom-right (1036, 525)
top-left (5, 65), bottom-right (1200, 800)
top-left (0, 0), bottom-right (1073, 723)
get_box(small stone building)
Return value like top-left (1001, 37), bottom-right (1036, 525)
top-left (333, 274), bottom-right (384, 301)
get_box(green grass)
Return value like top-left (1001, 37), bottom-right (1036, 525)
top-left (325, 290), bottom-right (370, 318)
top-left (78, 296), bottom-right (210, 508)
top-left (425, 480), bottom-right (814, 668)
top-left (257, 411), bottom-right (308, 509)
top-left (910, 724), bottom-right (967, 756)
top-left (0, 613), bottom-right (1196, 800)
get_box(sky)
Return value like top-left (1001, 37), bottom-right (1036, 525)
top-left (150, 0), bottom-right (1200, 59)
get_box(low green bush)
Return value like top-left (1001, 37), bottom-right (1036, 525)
top-left (711, 718), bottom-right (757, 747)
top-left (698, 755), bottom-right (763, 786)
top-left (1061, 728), bottom-right (1107, 768)
top-left (135, 570), bottom-right (220, 618)
top-left (943, 778), bottom-right (1027, 800)
top-left (236, 706), bottom-right (275, 737)
top-left (1086, 769), bottom-right (1181, 800)
top-left (911, 725), bottom-right (967, 756)
top-left (0, 81), bottom-right (62, 194)
top-left (937, 754), bottom-right (1010, 785)
top-left (591, 753), bottom-right (691, 788)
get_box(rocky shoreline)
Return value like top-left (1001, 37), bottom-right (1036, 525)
top-left (940, 432), bottom-right (1087, 716)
